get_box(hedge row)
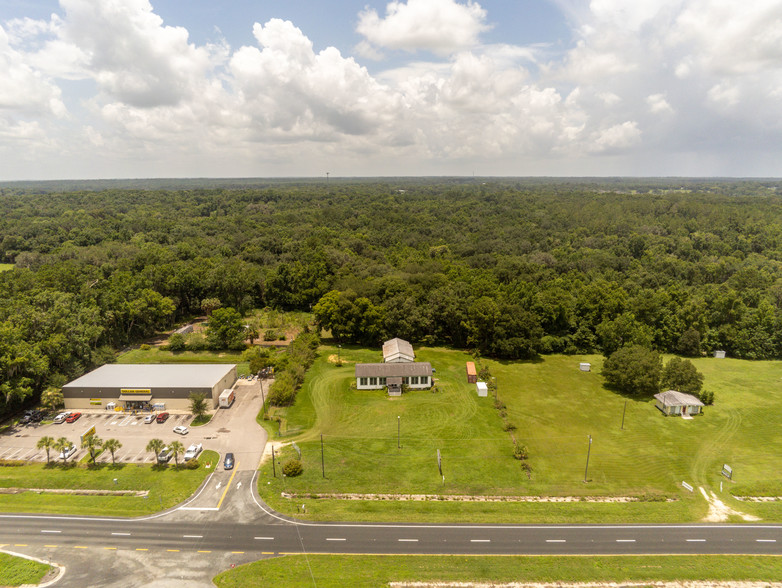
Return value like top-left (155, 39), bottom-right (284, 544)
top-left (267, 331), bottom-right (320, 406)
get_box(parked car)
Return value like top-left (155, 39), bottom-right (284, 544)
top-left (30, 410), bottom-right (43, 422)
top-left (143, 414), bottom-right (155, 424)
top-left (223, 452), bottom-right (234, 470)
top-left (58, 444), bottom-right (77, 460)
top-left (173, 425), bottom-right (189, 435)
top-left (183, 443), bottom-right (202, 460)
top-left (65, 412), bottom-right (81, 423)
top-left (156, 412), bottom-right (169, 423)
top-left (157, 447), bottom-right (172, 463)
top-left (53, 412), bottom-right (70, 424)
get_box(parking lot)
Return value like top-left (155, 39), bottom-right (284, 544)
top-left (0, 379), bottom-right (267, 471)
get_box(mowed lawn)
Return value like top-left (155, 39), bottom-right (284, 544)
top-left (259, 345), bottom-right (782, 522)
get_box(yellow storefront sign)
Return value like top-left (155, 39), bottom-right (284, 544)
top-left (90, 399), bottom-right (102, 405)
top-left (120, 389), bottom-right (152, 395)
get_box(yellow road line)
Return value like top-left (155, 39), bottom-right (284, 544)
top-left (262, 552), bottom-right (275, 555)
top-left (14, 544), bottom-right (27, 547)
top-left (136, 548), bottom-right (148, 551)
top-left (104, 547), bottom-right (117, 550)
top-left (74, 546), bottom-right (87, 549)
top-left (167, 549), bottom-right (180, 552)
top-left (44, 545), bottom-right (58, 548)
top-left (198, 550), bottom-right (212, 553)
top-left (231, 551), bottom-right (245, 554)
top-left (216, 462), bottom-right (240, 510)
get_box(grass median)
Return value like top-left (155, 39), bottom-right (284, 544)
top-left (0, 552), bottom-right (52, 587)
top-left (0, 450), bottom-right (219, 516)
top-left (214, 554), bottom-right (782, 587)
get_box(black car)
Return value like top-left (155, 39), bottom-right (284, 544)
top-left (224, 452), bottom-right (234, 470)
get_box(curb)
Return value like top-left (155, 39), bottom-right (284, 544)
top-left (1, 548), bottom-right (66, 587)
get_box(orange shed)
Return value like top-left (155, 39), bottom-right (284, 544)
top-left (466, 361), bottom-right (477, 383)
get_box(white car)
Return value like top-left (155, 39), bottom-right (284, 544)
top-left (53, 412), bottom-right (70, 424)
top-left (173, 425), bottom-right (189, 435)
top-left (183, 443), bottom-right (202, 460)
top-left (143, 414), bottom-right (155, 424)
top-left (58, 444), bottom-right (76, 460)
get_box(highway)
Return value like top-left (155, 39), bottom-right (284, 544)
top-left (2, 510), bottom-right (782, 557)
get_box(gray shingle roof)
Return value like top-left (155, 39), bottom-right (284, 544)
top-left (355, 362), bottom-right (432, 378)
top-left (653, 390), bottom-right (704, 407)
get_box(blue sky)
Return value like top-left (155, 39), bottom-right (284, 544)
top-left (1, 0), bottom-right (781, 179)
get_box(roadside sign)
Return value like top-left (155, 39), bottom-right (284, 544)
top-left (80, 425), bottom-right (96, 444)
top-left (721, 464), bottom-right (733, 479)
top-left (437, 449), bottom-right (442, 476)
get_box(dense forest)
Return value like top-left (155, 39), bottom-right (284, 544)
top-left (1, 178), bottom-right (782, 414)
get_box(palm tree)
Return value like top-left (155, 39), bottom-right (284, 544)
top-left (169, 440), bottom-right (185, 466)
top-left (103, 438), bottom-right (122, 465)
top-left (146, 438), bottom-right (164, 463)
top-left (54, 437), bottom-right (72, 464)
top-left (37, 436), bottom-right (55, 464)
top-left (81, 434), bottom-right (103, 463)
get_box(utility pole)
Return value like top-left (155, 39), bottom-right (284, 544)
top-left (621, 400), bottom-right (627, 430)
top-left (584, 435), bottom-right (592, 483)
top-left (271, 446), bottom-right (277, 478)
top-left (397, 416), bottom-right (400, 449)
top-left (321, 434), bottom-right (325, 478)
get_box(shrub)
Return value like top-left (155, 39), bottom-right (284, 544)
top-left (264, 329), bottom-right (277, 341)
top-left (186, 333), bottom-right (207, 351)
top-left (700, 390), bottom-right (715, 405)
top-left (140, 344), bottom-right (151, 351)
top-left (513, 443), bottom-right (529, 461)
top-left (0, 459), bottom-right (25, 467)
top-left (168, 332), bottom-right (186, 351)
top-left (183, 458), bottom-right (200, 470)
top-left (502, 422), bottom-right (517, 432)
top-left (282, 459), bottom-right (303, 477)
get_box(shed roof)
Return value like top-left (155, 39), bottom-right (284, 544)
top-left (355, 362), bottom-right (432, 378)
top-left (64, 364), bottom-right (236, 390)
top-left (466, 362), bottom-right (477, 376)
top-left (382, 338), bottom-right (415, 360)
top-left (653, 390), bottom-right (704, 407)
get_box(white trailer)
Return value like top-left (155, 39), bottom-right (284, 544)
top-left (218, 388), bottom-right (235, 408)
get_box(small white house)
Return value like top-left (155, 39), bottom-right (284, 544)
top-left (654, 390), bottom-right (704, 416)
top-left (579, 362), bottom-right (591, 372)
top-left (476, 381), bottom-right (488, 397)
top-left (382, 338), bottom-right (415, 363)
top-left (714, 350), bottom-right (726, 359)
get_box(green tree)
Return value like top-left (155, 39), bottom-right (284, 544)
top-left (146, 438), bottom-right (164, 462)
top-left (103, 438), bottom-right (122, 465)
top-left (54, 436), bottom-right (72, 464)
top-left (677, 328), bottom-right (702, 357)
top-left (242, 346), bottom-right (273, 374)
top-left (169, 440), bottom-right (185, 466)
top-left (189, 392), bottom-right (208, 420)
top-left (81, 434), bottom-right (103, 463)
top-left (661, 357), bottom-right (704, 395)
top-left (168, 332), bottom-right (186, 351)
top-left (37, 436), bottom-right (55, 464)
top-left (200, 298), bottom-right (222, 316)
top-left (40, 386), bottom-right (64, 412)
top-left (205, 307), bottom-right (246, 350)
top-left (602, 345), bottom-right (662, 396)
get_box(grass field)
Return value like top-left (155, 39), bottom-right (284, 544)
top-left (0, 552), bottom-right (51, 586)
top-left (213, 554), bottom-right (782, 587)
top-left (118, 347), bottom-right (250, 375)
top-left (0, 450), bottom-right (218, 516)
top-left (257, 345), bottom-right (782, 522)
top-left (0, 263), bottom-right (13, 272)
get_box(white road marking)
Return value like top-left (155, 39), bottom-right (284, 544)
top-left (110, 421), bottom-right (118, 425)
top-left (183, 535), bottom-right (203, 538)
top-left (111, 532), bottom-right (131, 536)
top-left (40, 530), bottom-right (61, 534)
top-left (470, 539), bottom-right (491, 543)
top-left (254, 537), bottom-right (274, 540)
top-left (686, 539), bottom-right (706, 542)
top-left (546, 539), bottom-right (566, 543)
top-left (326, 538), bottom-right (346, 541)
top-left (756, 539), bottom-right (777, 542)
top-left (237, 482), bottom-right (242, 489)
top-left (616, 539), bottom-right (636, 543)
top-left (215, 482), bottom-right (222, 490)
top-left (398, 539), bottom-right (419, 542)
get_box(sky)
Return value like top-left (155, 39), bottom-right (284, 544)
top-left (1, 0), bottom-right (781, 180)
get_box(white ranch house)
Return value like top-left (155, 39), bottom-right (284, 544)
top-left (355, 337), bottom-right (433, 396)
top-left (383, 338), bottom-right (415, 363)
top-left (654, 390), bottom-right (704, 416)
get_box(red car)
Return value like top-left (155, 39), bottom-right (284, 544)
top-left (65, 412), bottom-right (81, 423)
top-left (156, 412), bottom-right (169, 423)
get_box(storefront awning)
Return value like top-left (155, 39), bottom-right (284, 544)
top-left (118, 394), bottom-right (152, 402)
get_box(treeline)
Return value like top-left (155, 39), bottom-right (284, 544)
top-left (266, 331), bottom-right (320, 406)
top-left (2, 179), bottom-right (782, 414)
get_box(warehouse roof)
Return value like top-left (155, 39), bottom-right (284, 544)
top-left (63, 364), bottom-right (236, 390)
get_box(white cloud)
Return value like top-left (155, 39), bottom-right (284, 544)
top-left (590, 121), bottom-right (641, 153)
top-left (357, 0), bottom-right (489, 56)
top-left (647, 93), bottom-right (673, 114)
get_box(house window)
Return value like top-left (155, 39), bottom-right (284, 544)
top-left (380, 377), bottom-right (386, 385)
top-left (403, 377), bottom-right (409, 385)
top-left (421, 376), bottom-right (428, 385)
top-left (410, 376), bottom-right (419, 385)
top-left (369, 377), bottom-right (378, 386)
top-left (360, 377), bottom-right (368, 386)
